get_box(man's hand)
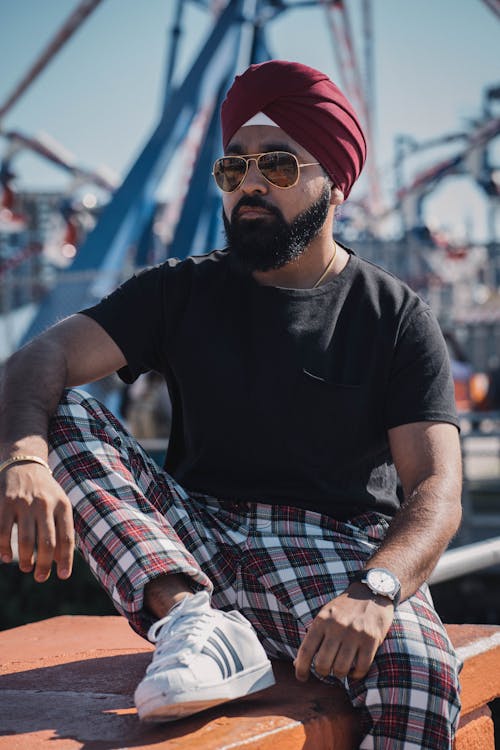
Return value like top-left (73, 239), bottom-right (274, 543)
top-left (0, 463), bottom-right (74, 582)
top-left (294, 583), bottom-right (395, 682)
top-left (0, 315), bottom-right (125, 584)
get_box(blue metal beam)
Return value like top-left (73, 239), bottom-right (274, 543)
top-left (162, 0), bottom-right (184, 106)
top-left (23, 0), bottom-right (246, 342)
top-left (168, 1), bottom-right (267, 260)
top-left (168, 82), bottom-right (229, 260)
top-left (249, 18), bottom-right (272, 62)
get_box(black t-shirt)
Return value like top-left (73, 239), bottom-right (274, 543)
top-left (81, 248), bottom-right (459, 520)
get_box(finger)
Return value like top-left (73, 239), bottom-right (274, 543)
top-left (313, 639), bottom-right (342, 678)
top-left (349, 641), bottom-right (379, 680)
top-left (17, 514), bottom-right (36, 573)
top-left (295, 629), bottom-right (323, 682)
top-left (33, 513), bottom-right (56, 582)
top-left (54, 501), bottom-right (75, 579)
top-left (0, 509), bottom-right (15, 563)
top-left (331, 641), bottom-right (359, 680)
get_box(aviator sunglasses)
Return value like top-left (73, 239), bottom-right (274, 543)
top-left (212, 150), bottom-right (320, 193)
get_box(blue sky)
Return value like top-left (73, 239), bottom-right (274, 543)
top-left (0, 0), bottom-right (498, 241)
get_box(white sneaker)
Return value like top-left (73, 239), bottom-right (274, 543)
top-left (134, 591), bottom-right (275, 722)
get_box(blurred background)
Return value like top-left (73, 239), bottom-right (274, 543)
top-left (1, 0), bottom-right (500, 629)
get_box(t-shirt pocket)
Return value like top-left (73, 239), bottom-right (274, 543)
top-left (286, 368), bottom-right (362, 470)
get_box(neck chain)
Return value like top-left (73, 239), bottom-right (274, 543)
top-left (312, 240), bottom-right (337, 288)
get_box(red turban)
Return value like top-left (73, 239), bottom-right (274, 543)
top-left (221, 60), bottom-right (367, 199)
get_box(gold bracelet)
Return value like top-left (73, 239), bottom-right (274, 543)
top-left (0, 454), bottom-right (52, 476)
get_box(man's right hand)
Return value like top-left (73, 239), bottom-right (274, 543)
top-left (0, 463), bottom-right (75, 582)
top-left (0, 314), bottom-right (127, 582)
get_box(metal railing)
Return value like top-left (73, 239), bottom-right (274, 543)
top-left (430, 536), bottom-right (500, 584)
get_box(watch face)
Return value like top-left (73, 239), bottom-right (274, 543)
top-left (366, 569), bottom-right (398, 595)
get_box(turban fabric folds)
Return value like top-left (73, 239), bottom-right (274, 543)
top-left (221, 60), bottom-right (367, 199)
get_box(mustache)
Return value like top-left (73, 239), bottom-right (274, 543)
top-left (231, 195), bottom-right (284, 223)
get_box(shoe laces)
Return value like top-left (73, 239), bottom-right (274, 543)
top-left (146, 595), bottom-right (214, 673)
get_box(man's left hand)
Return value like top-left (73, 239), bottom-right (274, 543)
top-left (294, 582), bottom-right (395, 682)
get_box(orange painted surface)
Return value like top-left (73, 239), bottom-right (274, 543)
top-left (454, 706), bottom-right (495, 750)
top-left (446, 624), bottom-right (500, 714)
top-left (0, 616), bottom-right (359, 750)
top-left (1, 617), bottom-right (500, 749)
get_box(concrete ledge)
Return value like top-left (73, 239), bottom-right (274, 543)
top-left (1, 617), bottom-right (500, 749)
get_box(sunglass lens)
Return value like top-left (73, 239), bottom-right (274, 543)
top-left (214, 157), bottom-right (246, 192)
top-left (259, 151), bottom-right (298, 187)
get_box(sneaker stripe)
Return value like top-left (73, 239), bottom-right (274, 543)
top-left (201, 644), bottom-right (227, 679)
top-left (213, 627), bottom-right (244, 673)
top-left (207, 635), bottom-right (234, 677)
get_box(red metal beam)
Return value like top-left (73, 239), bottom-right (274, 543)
top-left (322, 0), bottom-right (383, 218)
top-left (480, 0), bottom-right (500, 20)
top-left (3, 129), bottom-right (118, 192)
top-left (0, 0), bottom-right (104, 121)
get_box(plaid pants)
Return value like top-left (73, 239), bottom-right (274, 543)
top-left (48, 389), bottom-right (461, 749)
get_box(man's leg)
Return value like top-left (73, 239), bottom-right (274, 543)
top-left (143, 573), bottom-right (194, 619)
top-left (347, 589), bottom-right (461, 750)
top-left (222, 503), bottom-right (460, 750)
top-left (48, 389), bottom-right (274, 719)
top-left (48, 388), bottom-right (209, 635)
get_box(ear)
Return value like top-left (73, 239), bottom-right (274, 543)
top-left (330, 185), bottom-right (345, 206)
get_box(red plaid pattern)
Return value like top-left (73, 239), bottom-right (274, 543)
top-left (48, 389), bottom-right (461, 749)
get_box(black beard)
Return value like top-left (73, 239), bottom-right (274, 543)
top-left (223, 182), bottom-right (331, 274)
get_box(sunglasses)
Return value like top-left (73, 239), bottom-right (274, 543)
top-left (212, 150), bottom-right (320, 193)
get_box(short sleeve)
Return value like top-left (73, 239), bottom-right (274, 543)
top-left (80, 264), bottom-right (168, 383)
top-left (384, 308), bottom-right (459, 430)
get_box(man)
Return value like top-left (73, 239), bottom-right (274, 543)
top-left (0, 60), bottom-right (462, 748)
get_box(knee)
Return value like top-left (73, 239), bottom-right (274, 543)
top-left (349, 645), bottom-right (461, 747)
top-left (360, 637), bottom-right (462, 728)
top-left (49, 388), bottom-right (109, 447)
top-left (52, 388), bottom-right (112, 424)
top-left (55, 388), bottom-right (94, 414)
top-left (379, 640), bottom-right (461, 696)
top-left (381, 601), bottom-right (462, 705)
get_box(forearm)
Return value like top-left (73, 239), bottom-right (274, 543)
top-left (364, 473), bottom-right (462, 601)
top-left (297, 421), bottom-right (462, 683)
top-left (0, 337), bottom-right (68, 459)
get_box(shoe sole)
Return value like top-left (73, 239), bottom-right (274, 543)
top-left (136, 661), bottom-right (276, 723)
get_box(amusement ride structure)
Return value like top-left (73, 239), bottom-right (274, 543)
top-left (0, 0), bottom-right (499, 345)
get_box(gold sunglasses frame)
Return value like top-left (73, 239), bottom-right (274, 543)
top-left (212, 151), bottom-right (320, 193)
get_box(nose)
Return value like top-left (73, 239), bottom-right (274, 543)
top-left (240, 157), bottom-right (268, 194)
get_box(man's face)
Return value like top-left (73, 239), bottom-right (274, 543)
top-left (221, 125), bottom-right (333, 273)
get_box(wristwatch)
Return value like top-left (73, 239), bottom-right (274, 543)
top-left (352, 568), bottom-right (401, 607)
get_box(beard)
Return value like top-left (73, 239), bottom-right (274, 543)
top-left (223, 182), bottom-right (332, 274)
